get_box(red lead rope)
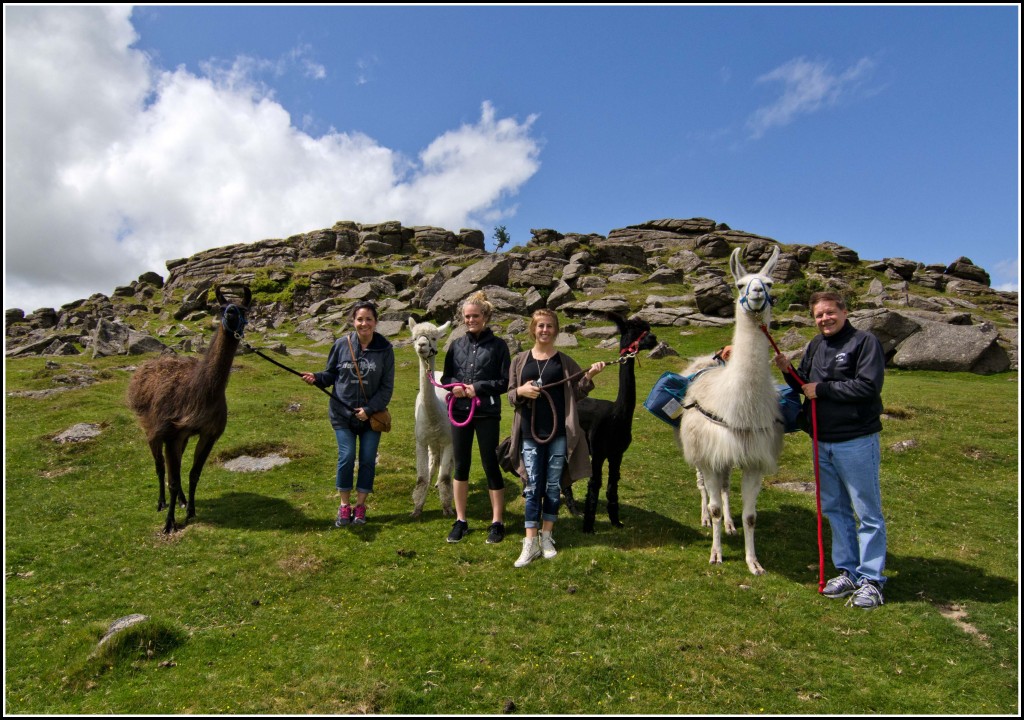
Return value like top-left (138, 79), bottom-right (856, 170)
top-left (759, 324), bottom-right (826, 594)
top-left (621, 330), bottom-right (648, 365)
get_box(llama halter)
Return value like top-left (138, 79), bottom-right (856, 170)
top-left (222, 303), bottom-right (249, 337)
top-left (616, 330), bottom-right (649, 366)
top-left (739, 277), bottom-right (775, 314)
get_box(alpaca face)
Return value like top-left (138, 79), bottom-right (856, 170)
top-left (627, 320), bottom-right (658, 352)
top-left (408, 319), bottom-right (450, 363)
top-left (612, 315), bottom-right (658, 354)
top-left (412, 328), bottom-right (440, 361)
top-left (607, 312), bottom-right (658, 353)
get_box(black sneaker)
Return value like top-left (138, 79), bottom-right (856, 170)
top-left (447, 519), bottom-right (469, 543)
top-left (486, 522), bottom-right (505, 544)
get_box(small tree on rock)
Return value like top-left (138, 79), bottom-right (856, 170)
top-left (492, 225), bottom-right (511, 252)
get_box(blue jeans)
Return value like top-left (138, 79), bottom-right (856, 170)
top-left (333, 426), bottom-right (382, 494)
top-left (521, 436), bottom-right (567, 529)
top-left (818, 433), bottom-right (887, 585)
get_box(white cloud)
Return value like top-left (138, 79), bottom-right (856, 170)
top-left (3, 7), bottom-right (541, 312)
top-left (355, 55), bottom-right (378, 86)
top-left (992, 257), bottom-right (1020, 293)
top-left (747, 56), bottom-right (876, 139)
top-left (288, 43), bottom-right (326, 80)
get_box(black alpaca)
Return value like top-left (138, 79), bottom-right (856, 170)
top-left (566, 313), bottom-right (658, 533)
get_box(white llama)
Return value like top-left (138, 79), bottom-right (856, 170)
top-left (408, 318), bottom-right (455, 518)
top-left (678, 246), bottom-right (784, 575)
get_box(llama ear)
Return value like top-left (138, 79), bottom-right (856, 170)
top-left (729, 248), bottom-right (746, 282)
top-left (407, 317), bottom-right (416, 332)
top-left (606, 311), bottom-right (627, 332)
top-left (437, 321), bottom-right (451, 336)
top-left (761, 246), bottom-right (781, 279)
top-left (215, 286), bottom-right (227, 306)
top-left (240, 286), bottom-right (251, 307)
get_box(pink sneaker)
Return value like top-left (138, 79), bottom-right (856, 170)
top-left (335, 504), bottom-right (352, 527)
top-left (353, 505), bottom-right (367, 525)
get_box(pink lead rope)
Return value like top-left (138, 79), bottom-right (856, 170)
top-left (425, 369), bottom-right (480, 428)
top-left (759, 323), bottom-right (826, 594)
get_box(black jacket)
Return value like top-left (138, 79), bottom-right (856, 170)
top-left (786, 320), bottom-right (885, 443)
top-left (441, 328), bottom-right (511, 420)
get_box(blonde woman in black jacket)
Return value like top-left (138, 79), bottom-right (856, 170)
top-left (440, 291), bottom-right (511, 545)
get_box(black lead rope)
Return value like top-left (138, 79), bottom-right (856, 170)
top-left (240, 339), bottom-right (358, 414)
top-left (522, 341), bottom-right (644, 445)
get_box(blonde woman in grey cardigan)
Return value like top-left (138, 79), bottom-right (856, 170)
top-left (507, 309), bottom-right (606, 567)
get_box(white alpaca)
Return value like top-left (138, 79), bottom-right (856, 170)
top-left (408, 318), bottom-right (455, 518)
top-left (678, 247), bottom-right (784, 575)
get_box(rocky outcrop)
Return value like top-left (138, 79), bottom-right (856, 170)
top-left (849, 309), bottom-right (1011, 374)
top-left (5, 218), bottom-right (1017, 374)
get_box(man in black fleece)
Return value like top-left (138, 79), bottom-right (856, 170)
top-left (775, 291), bottom-right (889, 609)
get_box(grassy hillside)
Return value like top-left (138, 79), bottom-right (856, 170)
top-left (4, 334), bottom-right (1018, 714)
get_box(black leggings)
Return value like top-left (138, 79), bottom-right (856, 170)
top-left (451, 415), bottom-right (504, 491)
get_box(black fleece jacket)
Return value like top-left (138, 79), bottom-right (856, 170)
top-left (440, 328), bottom-right (511, 420)
top-left (785, 320), bottom-right (885, 443)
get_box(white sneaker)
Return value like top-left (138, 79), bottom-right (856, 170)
top-left (540, 530), bottom-right (557, 559)
top-left (514, 537), bottom-right (541, 567)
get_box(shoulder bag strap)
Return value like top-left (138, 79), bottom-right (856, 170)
top-left (346, 334), bottom-right (368, 405)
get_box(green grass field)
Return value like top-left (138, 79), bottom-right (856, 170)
top-left (4, 336), bottom-right (1019, 714)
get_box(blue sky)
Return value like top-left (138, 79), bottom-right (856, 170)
top-left (4, 5), bottom-right (1020, 313)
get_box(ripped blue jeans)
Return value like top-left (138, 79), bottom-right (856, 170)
top-left (521, 436), bottom-right (567, 529)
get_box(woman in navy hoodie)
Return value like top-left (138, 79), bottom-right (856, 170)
top-left (303, 301), bottom-right (394, 527)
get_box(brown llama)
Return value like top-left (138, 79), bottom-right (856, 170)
top-left (127, 285), bottom-right (251, 533)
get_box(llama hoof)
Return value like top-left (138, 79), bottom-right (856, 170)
top-left (747, 561), bottom-right (765, 576)
top-left (441, 507), bottom-right (455, 518)
top-left (611, 520), bottom-right (624, 528)
top-left (725, 523), bottom-right (738, 536)
top-left (709, 551), bottom-right (723, 565)
top-left (581, 523), bottom-right (596, 534)
top-left (409, 509), bottom-right (423, 519)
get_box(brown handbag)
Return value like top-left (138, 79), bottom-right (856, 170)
top-left (347, 335), bottom-right (391, 432)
